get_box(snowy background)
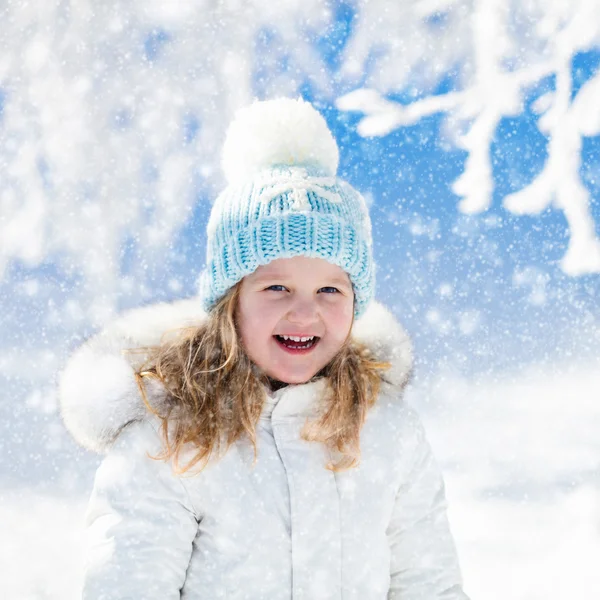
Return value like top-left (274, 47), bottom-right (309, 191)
top-left (1, 1), bottom-right (599, 598)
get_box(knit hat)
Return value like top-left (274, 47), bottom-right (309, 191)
top-left (198, 97), bottom-right (375, 319)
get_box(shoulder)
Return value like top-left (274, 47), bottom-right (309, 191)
top-left (91, 416), bottom-right (200, 520)
top-left (95, 416), bottom-right (187, 487)
top-left (108, 415), bottom-right (166, 455)
top-left (369, 384), bottom-right (425, 443)
top-left (363, 387), bottom-right (434, 478)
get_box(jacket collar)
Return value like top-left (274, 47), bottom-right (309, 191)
top-left (58, 298), bottom-right (413, 453)
top-left (261, 378), bottom-right (327, 420)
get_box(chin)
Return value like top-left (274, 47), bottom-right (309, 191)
top-left (268, 369), bottom-right (317, 385)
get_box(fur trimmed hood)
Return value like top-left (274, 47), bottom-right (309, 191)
top-left (58, 298), bottom-right (413, 454)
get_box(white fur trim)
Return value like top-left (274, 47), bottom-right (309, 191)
top-left (221, 98), bottom-right (339, 183)
top-left (353, 300), bottom-right (413, 389)
top-left (58, 298), bottom-right (207, 454)
top-left (58, 298), bottom-right (412, 453)
top-left (59, 344), bottom-right (148, 454)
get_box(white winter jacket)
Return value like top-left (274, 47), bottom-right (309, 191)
top-left (59, 298), bottom-right (468, 600)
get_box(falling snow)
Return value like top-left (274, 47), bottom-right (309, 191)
top-left (1, 2), bottom-right (599, 599)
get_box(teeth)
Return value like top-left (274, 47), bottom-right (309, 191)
top-left (281, 335), bottom-right (315, 342)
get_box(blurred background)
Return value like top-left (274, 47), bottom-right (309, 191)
top-left (1, 1), bottom-right (599, 598)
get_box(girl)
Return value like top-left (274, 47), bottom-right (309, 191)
top-left (59, 98), bottom-right (469, 599)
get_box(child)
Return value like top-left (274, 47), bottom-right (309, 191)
top-left (59, 98), bottom-right (469, 599)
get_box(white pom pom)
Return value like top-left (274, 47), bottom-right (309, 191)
top-left (222, 97), bottom-right (339, 183)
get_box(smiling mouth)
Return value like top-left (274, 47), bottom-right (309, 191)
top-left (273, 335), bottom-right (320, 351)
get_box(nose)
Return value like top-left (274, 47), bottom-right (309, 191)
top-left (286, 296), bottom-right (319, 326)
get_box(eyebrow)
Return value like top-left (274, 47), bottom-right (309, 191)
top-left (252, 274), bottom-right (351, 287)
top-left (327, 277), bottom-right (352, 287)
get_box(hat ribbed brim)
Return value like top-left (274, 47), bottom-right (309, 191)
top-left (199, 212), bottom-right (374, 319)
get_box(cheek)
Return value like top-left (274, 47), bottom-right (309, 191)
top-left (324, 301), bottom-right (353, 341)
top-left (236, 300), bottom-right (273, 348)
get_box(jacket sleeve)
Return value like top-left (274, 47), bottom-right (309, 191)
top-left (387, 408), bottom-right (469, 600)
top-left (82, 419), bottom-right (199, 599)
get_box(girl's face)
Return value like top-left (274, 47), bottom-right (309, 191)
top-left (236, 256), bottom-right (355, 384)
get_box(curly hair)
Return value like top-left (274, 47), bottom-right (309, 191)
top-left (134, 281), bottom-right (391, 474)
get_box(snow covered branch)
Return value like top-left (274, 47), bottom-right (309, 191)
top-left (337, 0), bottom-right (600, 275)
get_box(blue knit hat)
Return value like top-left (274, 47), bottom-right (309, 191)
top-left (198, 98), bottom-right (375, 319)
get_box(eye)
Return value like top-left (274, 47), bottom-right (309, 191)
top-left (319, 287), bottom-right (339, 294)
top-left (265, 285), bottom-right (287, 292)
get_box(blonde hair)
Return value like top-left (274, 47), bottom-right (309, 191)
top-left (135, 281), bottom-right (391, 474)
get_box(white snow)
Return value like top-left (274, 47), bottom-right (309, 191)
top-left (411, 358), bottom-right (600, 599)
top-left (0, 488), bottom-right (88, 599)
